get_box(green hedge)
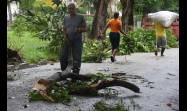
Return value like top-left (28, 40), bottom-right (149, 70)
top-left (119, 28), bottom-right (178, 55)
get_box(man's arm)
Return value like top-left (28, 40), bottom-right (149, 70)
top-left (76, 16), bottom-right (87, 33)
top-left (102, 24), bottom-right (109, 34)
top-left (76, 23), bottom-right (87, 32)
top-left (119, 25), bottom-right (126, 35)
top-left (63, 17), bottom-right (68, 40)
top-left (76, 26), bottom-right (87, 32)
top-left (63, 27), bottom-right (68, 40)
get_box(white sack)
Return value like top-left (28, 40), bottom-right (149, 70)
top-left (148, 11), bottom-right (179, 27)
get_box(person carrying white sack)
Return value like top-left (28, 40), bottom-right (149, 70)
top-left (148, 11), bottom-right (179, 56)
top-left (154, 22), bottom-right (167, 56)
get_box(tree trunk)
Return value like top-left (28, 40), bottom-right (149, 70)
top-left (120, 0), bottom-right (134, 32)
top-left (37, 72), bottom-right (140, 94)
top-left (108, 0), bottom-right (113, 18)
top-left (7, 2), bottom-right (13, 23)
top-left (90, 0), bottom-right (110, 39)
top-left (34, 72), bottom-right (140, 102)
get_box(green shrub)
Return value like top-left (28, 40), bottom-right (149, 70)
top-left (19, 2), bottom-right (67, 54)
top-left (7, 29), bottom-right (58, 63)
top-left (166, 29), bottom-right (179, 48)
top-left (9, 16), bottom-right (29, 37)
top-left (119, 28), bottom-right (178, 55)
top-left (82, 39), bottom-right (110, 63)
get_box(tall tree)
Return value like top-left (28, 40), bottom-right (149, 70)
top-left (160, 0), bottom-right (179, 12)
top-left (90, 0), bottom-right (110, 39)
top-left (133, 0), bottom-right (179, 16)
top-left (134, 0), bottom-right (178, 27)
top-left (7, 0), bottom-right (13, 23)
top-left (7, 0), bottom-right (20, 23)
top-left (120, 0), bottom-right (134, 32)
top-left (75, 0), bottom-right (84, 7)
top-left (18, 0), bottom-right (35, 13)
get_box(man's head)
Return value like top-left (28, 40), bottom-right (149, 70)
top-left (114, 12), bottom-right (119, 19)
top-left (67, 3), bottom-right (76, 16)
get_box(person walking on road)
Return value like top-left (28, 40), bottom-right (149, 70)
top-left (102, 12), bottom-right (126, 62)
top-left (154, 22), bottom-right (167, 56)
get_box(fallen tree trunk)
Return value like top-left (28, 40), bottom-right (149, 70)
top-left (94, 79), bottom-right (139, 93)
top-left (30, 72), bottom-right (140, 102)
top-left (70, 79), bottom-right (140, 96)
top-left (37, 72), bottom-right (140, 93)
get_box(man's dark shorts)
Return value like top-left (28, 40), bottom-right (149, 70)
top-left (109, 32), bottom-right (120, 50)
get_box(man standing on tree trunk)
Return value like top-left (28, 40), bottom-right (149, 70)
top-left (35, 3), bottom-right (87, 86)
top-left (102, 12), bottom-right (126, 62)
top-left (60, 3), bottom-right (87, 74)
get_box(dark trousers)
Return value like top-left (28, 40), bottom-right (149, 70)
top-left (60, 39), bottom-right (83, 73)
top-left (109, 32), bottom-right (120, 50)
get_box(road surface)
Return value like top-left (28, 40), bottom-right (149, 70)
top-left (7, 48), bottom-right (179, 111)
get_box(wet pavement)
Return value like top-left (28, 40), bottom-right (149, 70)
top-left (7, 48), bottom-right (179, 111)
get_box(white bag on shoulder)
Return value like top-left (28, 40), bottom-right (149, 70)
top-left (148, 11), bottom-right (179, 27)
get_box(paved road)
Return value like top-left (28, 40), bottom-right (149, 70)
top-left (7, 48), bottom-right (179, 111)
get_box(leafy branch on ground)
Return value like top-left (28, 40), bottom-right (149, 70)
top-left (28, 72), bottom-right (139, 104)
top-left (93, 99), bottom-right (129, 111)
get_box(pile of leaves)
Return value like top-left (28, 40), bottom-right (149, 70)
top-left (93, 100), bottom-right (129, 111)
top-left (28, 73), bottom-right (111, 103)
top-left (82, 39), bottom-right (111, 63)
top-left (28, 83), bottom-right (71, 103)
